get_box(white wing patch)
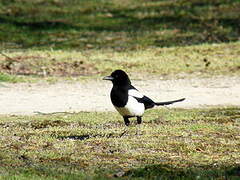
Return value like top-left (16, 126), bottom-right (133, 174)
top-left (128, 89), bottom-right (144, 98)
top-left (114, 88), bottom-right (145, 117)
top-left (114, 96), bottom-right (145, 117)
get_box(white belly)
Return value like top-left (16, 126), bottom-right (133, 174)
top-left (114, 96), bottom-right (145, 117)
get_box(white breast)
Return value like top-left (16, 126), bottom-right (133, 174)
top-left (114, 96), bottom-right (145, 117)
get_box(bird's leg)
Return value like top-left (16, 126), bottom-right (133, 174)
top-left (135, 116), bottom-right (142, 136)
top-left (123, 117), bottom-right (130, 126)
top-left (137, 116), bottom-right (142, 124)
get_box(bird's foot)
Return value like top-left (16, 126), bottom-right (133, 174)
top-left (137, 116), bottom-right (142, 124)
top-left (124, 117), bottom-right (130, 126)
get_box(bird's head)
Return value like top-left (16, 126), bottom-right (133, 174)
top-left (103, 69), bottom-right (131, 86)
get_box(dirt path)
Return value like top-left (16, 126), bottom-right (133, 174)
top-left (0, 76), bottom-right (240, 115)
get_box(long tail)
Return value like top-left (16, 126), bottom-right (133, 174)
top-left (154, 98), bottom-right (185, 106)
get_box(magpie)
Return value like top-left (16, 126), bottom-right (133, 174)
top-left (103, 70), bottom-right (185, 126)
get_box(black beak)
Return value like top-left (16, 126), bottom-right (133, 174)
top-left (103, 76), bottom-right (114, 81)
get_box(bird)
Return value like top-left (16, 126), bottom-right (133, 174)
top-left (103, 69), bottom-right (185, 126)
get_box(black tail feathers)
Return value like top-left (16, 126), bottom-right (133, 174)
top-left (154, 98), bottom-right (185, 106)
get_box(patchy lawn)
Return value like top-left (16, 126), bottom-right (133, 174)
top-left (0, 107), bottom-right (240, 179)
top-left (0, 42), bottom-right (240, 82)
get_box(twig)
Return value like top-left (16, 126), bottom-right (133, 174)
top-left (0, 51), bottom-right (15, 61)
top-left (33, 111), bottom-right (76, 115)
top-left (119, 130), bottom-right (127, 137)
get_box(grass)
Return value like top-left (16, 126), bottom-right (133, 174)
top-left (0, 42), bottom-right (240, 82)
top-left (0, 72), bottom-right (23, 83)
top-left (0, 107), bottom-right (240, 179)
top-left (0, 2), bottom-right (239, 179)
top-left (0, 0), bottom-right (240, 82)
top-left (0, 0), bottom-right (239, 50)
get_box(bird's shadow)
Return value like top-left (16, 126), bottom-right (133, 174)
top-left (58, 131), bottom-right (128, 141)
top-left (58, 135), bottom-right (91, 141)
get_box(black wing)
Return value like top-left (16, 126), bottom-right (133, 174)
top-left (134, 95), bottom-right (155, 109)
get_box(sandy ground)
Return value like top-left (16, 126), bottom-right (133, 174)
top-left (0, 76), bottom-right (239, 115)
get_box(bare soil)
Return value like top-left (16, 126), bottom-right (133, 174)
top-left (0, 54), bottom-right (98, 77)
top-left (0, 76), bottom-right (239, 115)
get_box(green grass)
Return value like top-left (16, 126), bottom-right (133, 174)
top-left (0, 72), bottom-right (23, 83)
top-left (1, 42), bottom-right (240, 82)
top-left (0, 107), bottom-right (240, 179)
top-left (0, 0), bottom-right (240, 82)
top-left (0, 0), bottom-right (239, 50)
